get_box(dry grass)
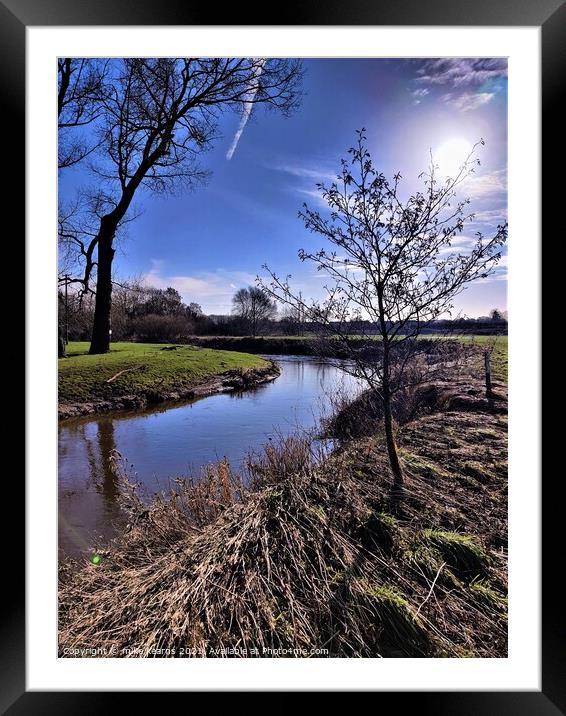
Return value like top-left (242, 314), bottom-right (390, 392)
top-left (59, 373), bottom-right (507, 658)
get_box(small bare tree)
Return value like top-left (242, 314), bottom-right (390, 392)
top-left (261, 130), bottom-right (507, 487)
top-left (232, 286), bottom-right (277, 336)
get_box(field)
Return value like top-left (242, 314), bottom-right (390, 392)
top-left (462, 335), bottom-right (507, 382)
top-left (191, 334), bottom-right (508, 383)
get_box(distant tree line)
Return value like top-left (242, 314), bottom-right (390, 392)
top-left (59, 282), bottom-right (202, 343)
top-left (60, 275), bottom-right (507, 345)
top-left (59, 282), bottom-right (280, 342)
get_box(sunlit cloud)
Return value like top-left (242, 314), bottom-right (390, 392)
top-left (411, 87), bottom-right (430, 105)
top-left (462, 168), bottom-right (507, 199)
top-left (409, 59), bottom-right (506, 119)
top-left (266, 161), bottom-right (336, 182)
top-left (471, 207), bottom-right (508, 224)
top-left (474, 253), bottom-right (508, 283)
top-left (441, 91), bottom-right (495, 112)
top-left (414, 58), bottom-right (507, 87)
top-left (265, 158), bottom-right (338, 208)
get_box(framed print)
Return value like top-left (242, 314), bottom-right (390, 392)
top-left (7, 0), bottom-right (556, 708)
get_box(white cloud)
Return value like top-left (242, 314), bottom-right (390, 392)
top-left (294, 187), bottom-right (329, 207)
top-left (475, 253), bottom-right (508, 283)
top-left (226, 106), bottom-right (253, 161)
top-left (410, 60), bottom-right (505, 118)
top-left (451, 235), bottom-right (477, 247)
top-left (142, 260), bottom-right (257, 314)
top-left (441, 91), bottom-right (495, 112)
top-left (462, 169), bottom-right (507, 199)
top-left (471, 207), bottom-right (508, 224)
top-left (497, 253), bottom-right (508, 269)
top-left (266, 161), bottom-right (336, 182)
top-left (264, 158), bottom-right (338, 207)
top-left (411, 88), bottom-right (429, 104)
top-left (437, 235), bottom-right (477, 255)
top-left (414, 59), bottom-right (507, 88)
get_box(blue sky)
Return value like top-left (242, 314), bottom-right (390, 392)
top-left (60, 58), bottom-right (507, 317)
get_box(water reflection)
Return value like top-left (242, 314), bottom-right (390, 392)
top-left (94, 419), bottom-right (120, 504)
top-left (59, 418), bottom-right (126, 557)
top-left (58, 356), bottom-right (363, 557)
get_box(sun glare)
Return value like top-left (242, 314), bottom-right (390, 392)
top-left (434, 137), bottom-right (473, 178)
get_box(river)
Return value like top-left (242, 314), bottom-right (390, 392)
top-left (58, 355), bottom-right (364, 557)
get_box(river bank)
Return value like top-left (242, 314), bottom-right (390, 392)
top-left (59, 341), bottom-right (279, 420)
top-left (59, 362), bottom-right (508, 658)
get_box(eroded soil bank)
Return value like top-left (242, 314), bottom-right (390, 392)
top-left (59, 362), bottom-right (280, 420)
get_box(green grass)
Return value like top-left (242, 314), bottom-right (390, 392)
top-left (423, 529), bottom-right (489, 578)
top-left (470, 577), bottom-right (508, 612)
top-left (222, 334), bottom-right (508, 383)
top-left (59, 341), bottom-right (268, 405)
top-left (354, 580), bottom-right (427, 654)
top-left (409, 334), bottom-right (507, 383)
top-left (376, 334), bottom-right (507, 383)
top-left (467, 335), bottom-right (507, 382)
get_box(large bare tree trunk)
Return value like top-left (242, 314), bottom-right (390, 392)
top-left (89, 223), bottom-right (115, 354)
top-left (88, 180), bottom-right (140, 354)
top-left (58, 327), bottom-right (66, 358)
top-left (382, 344), bottom-right (404, 486)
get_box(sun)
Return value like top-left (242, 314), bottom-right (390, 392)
top-left (433, 137), bottom-right (473, 178)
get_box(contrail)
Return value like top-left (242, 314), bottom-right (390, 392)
top-left (226, 59), bottom-right (266, 161)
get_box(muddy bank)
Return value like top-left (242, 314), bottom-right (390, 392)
top-left (58, 362), bottom-right (280, 421)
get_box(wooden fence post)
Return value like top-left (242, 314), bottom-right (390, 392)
top-left (484, 350), bottom-right (494, 411)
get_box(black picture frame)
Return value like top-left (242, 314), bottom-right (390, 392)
top-left (8, 0), bottom-right (555, 708)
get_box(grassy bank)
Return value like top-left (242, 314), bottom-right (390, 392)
top-left (59, 365), bottom-right (507, 658)
top-left (59, 341), bottom-right (273, 418)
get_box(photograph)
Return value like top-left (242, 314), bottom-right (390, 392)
top-left (56, 56), bottom-right (510, 660)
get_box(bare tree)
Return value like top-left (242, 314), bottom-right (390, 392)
top-left (58, 58), bottom-right (109, 169)
top-left (79, 58), bottom-right (302, 354)
top-left (279, 292), bottom-right (306, 335)
top-left (261, 130), bottom-right (507, 487)
top-left (489, 308), bottom-right (505, 322)
top-left (232, 286), bottom-right (277, 336)
top-left (187, 302), bottom-right (204, 321)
